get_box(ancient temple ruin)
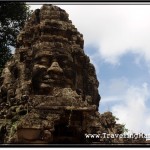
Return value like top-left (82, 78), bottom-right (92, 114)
top-left (0, 4), bottom-right (146, 144)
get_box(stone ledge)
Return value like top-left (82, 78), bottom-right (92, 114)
top-left (35, 105), bottom-right (96, 112)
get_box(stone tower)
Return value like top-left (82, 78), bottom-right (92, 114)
top-left (0, 4), bottom-right (145, 144)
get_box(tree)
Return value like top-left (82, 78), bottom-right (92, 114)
top-left (0, 2), bottom-right (31, 75)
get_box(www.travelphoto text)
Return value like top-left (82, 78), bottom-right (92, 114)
top-left (85, 133), bottom-right (150, 140)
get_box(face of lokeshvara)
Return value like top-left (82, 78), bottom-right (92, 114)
top-left (32, 50), bottom-right (75, 95)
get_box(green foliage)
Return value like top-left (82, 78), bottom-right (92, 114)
top-left (0, 2), bottom-right (31, 75)
top-left (122, 124), bottom-right (129, 133)
top-left (105, 111), bottom-right (129, 134)
top-left (112, 115), bottom-right (129, 134)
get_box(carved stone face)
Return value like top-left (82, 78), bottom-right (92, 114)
top-left (32, 51), bottom-right (75, 94)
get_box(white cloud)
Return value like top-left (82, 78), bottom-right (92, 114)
top-left (101, 96), bottom-right (124, 103)
top-left (29, 3), bottom-right (42, 10)
top-left (108, 77), bottom-right (129, 95)
top-left (112, 82), bottom-right (150, 134)
top-left (100, 77), bottom-right (129, 101)
top-left (57, 5), bottom-right (150, 65)
top-left (100, 77), bottom-right (150, 134)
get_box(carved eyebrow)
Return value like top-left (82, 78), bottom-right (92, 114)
top-left (34, 55), bottom-right (52, 60)
top-left (40, 57), bottom-right (49, 62)
top-left (34, 51), bottom-right (54, 59)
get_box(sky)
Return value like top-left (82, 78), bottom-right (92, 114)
top-left (29, 3), bottom-right (150, 135)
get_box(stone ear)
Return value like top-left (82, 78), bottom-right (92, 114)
top-left (0, 77), bottom-right (4, 86)
top-left (8, 65), bottom-right (19, 80)
top-left (20, 52), bottom-right (27, 62)
top-left (1, 85), bottom-right (7, 96)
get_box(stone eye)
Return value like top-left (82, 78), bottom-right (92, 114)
top-left (39, 57), bottom-right (49, 65)
top-left (62, 60), bottom-right (67, 65)
top-left (58, 60), bottom-right (67, 68)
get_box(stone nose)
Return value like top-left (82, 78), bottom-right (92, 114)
top-left (47, 61), bottom-right (63, 73)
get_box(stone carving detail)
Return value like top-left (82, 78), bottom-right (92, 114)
top-left (0, 4), bottom-right (145, 144)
